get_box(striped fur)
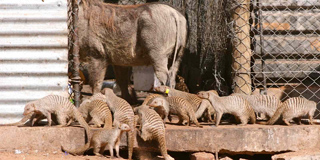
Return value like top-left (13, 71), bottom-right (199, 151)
top-left (62, 123), bottom-right (131, 157)
top-left (231, 93), bottom-right (281, 120)
top-left (144, 94), bottom-right (169, 124)
top-left (23, 95), bottom-right (91, 138)
top-left (142, 94), bottom-right (164, 105)
top-left (198, 91), bottom-right (256, 126)
top-left (79, 99), bottom-right (113, 129)
top-left (101, 88), bottom-right (135, 160)
top-left (136, 105), bottom-right (174, 160)
top-left (267, 97), bottom-right (316, 125)
top-left (154, 86), bottom-right (215, 121)
top-left (148, 96), bottom-right (202, 128)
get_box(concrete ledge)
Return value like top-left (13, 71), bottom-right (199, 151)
top-left (0, 126), bottom-right (85, 153)
top-left (0, 124), bottom-right (319, 154)
top-left (131, 124), bottom-right (320, 154)
top-left (272, 150), bottom-right (320, 160)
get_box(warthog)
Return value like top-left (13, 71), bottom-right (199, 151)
top-left (77, 0), bottom-right (187, 104)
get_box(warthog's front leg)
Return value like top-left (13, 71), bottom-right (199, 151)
top-left (113, 65), bottom-right (137, 104)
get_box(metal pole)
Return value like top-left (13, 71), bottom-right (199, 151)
top-left (71, 0), bottom-right (81, 107)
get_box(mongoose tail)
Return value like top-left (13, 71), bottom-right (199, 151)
top-left (266, 106), bottom-right (285, 125)
top-left (0, 113), bottom-right (33, 126)
top-left (61, 141), bottom-right (90, 155)
top-left (103, 116), bottom-right (112, 129)
top-left (72, 107), bottom-right (92, 139)
top-left (128, 120), bottom-right (135, 160)
top-left (187, 109), bottom-right (203, 128)
top-left (158, 134), bottom-right (175, 160)
top-left (249, 106), bottom-right (256, 124)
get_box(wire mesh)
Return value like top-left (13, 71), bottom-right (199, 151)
top-left (229, 0), bottom-right (320, 117)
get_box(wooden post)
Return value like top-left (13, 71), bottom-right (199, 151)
top-left (231, 0), bottom-right (252, 95)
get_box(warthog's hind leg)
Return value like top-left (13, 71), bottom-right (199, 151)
top-left (88, 57), bottom-right (107, 95)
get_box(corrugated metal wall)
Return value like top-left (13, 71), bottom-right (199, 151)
top-left (0, 0), bottom-right (68, 123)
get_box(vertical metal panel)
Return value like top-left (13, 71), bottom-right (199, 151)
top-left (0, 0), bottom-right (68, 123)
top-left (132, 66), bottom-right (160, 91)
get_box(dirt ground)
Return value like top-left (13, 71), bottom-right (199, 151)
top-left (0, 152), bottom-right (125, 160)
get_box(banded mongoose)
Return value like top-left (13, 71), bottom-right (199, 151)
top-left (148, 96), bottom-right (203, 128)
top-left (136, 105), bottom-right (174, 160)
top-left (266, 97), bottom-right (316, 125)
top-left (100, 88), bottom-right (135, 160)
top-left (23, 95), bottom-right (91, 137)
top-left (142, 94), bottom-right (169, 124)
top-left (231, 93), bottom-right (281, 120)
top-left (154, 86), bottom-right (214, 121)
top-left (79, 99), bottom-right (113, 129)
top-left (62, 123), bottom-right (131, 158)
top-left (197, 91), bottom-right (256, 126)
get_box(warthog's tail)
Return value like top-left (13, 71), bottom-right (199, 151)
top-left (167, 11), bottom-right (181, 87)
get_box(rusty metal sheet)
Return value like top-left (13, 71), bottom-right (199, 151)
top-left (254, 35), bottom-right (320, 55)
top-left (255, 0), bottom-right (320, 8)
top-left (252, 59), bottom-right (320, 78)
top-left (132, 66), bottom-right (160, 91)
top-left (259, 10), bottom-right (320, 32)
top-left (0, 0), bottom-right (68, 123)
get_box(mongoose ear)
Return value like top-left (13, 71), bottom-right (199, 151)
top-left (31, 103), bottom-right (36, 110)
top-left (101, 88), bottom-right (106, 94)
top-left (116, 122), bottom-right (123, 129)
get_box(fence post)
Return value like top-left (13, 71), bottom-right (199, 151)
top-left (231, 0), bottom-right (252, 95)
top-left (71, 0), bottom-right (81, 107)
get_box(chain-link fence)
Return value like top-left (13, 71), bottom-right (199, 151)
top-left (230, 0), bottom-right (320, 117)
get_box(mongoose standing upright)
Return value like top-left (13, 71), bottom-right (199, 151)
top-left (79, 99), bottom-right (113, 129)
top-left (136, 105), bottom-right (174, 160)
top-left (266, 97), bottom-right (316, 125)
top-left (197, 91), bottom-right (256, 126)
top-left (231, 93), bottom-right (281, 120)
top-left (23, 95), bottom-right (91, 137)
top-left (148, 96), bottom-right (202, 128)
top-left (101, 88), bottom-right (135, 160)
top-left (62, 123), bottom-right (131, 158)
top-left (154, 86), bottom-right (214, 121)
